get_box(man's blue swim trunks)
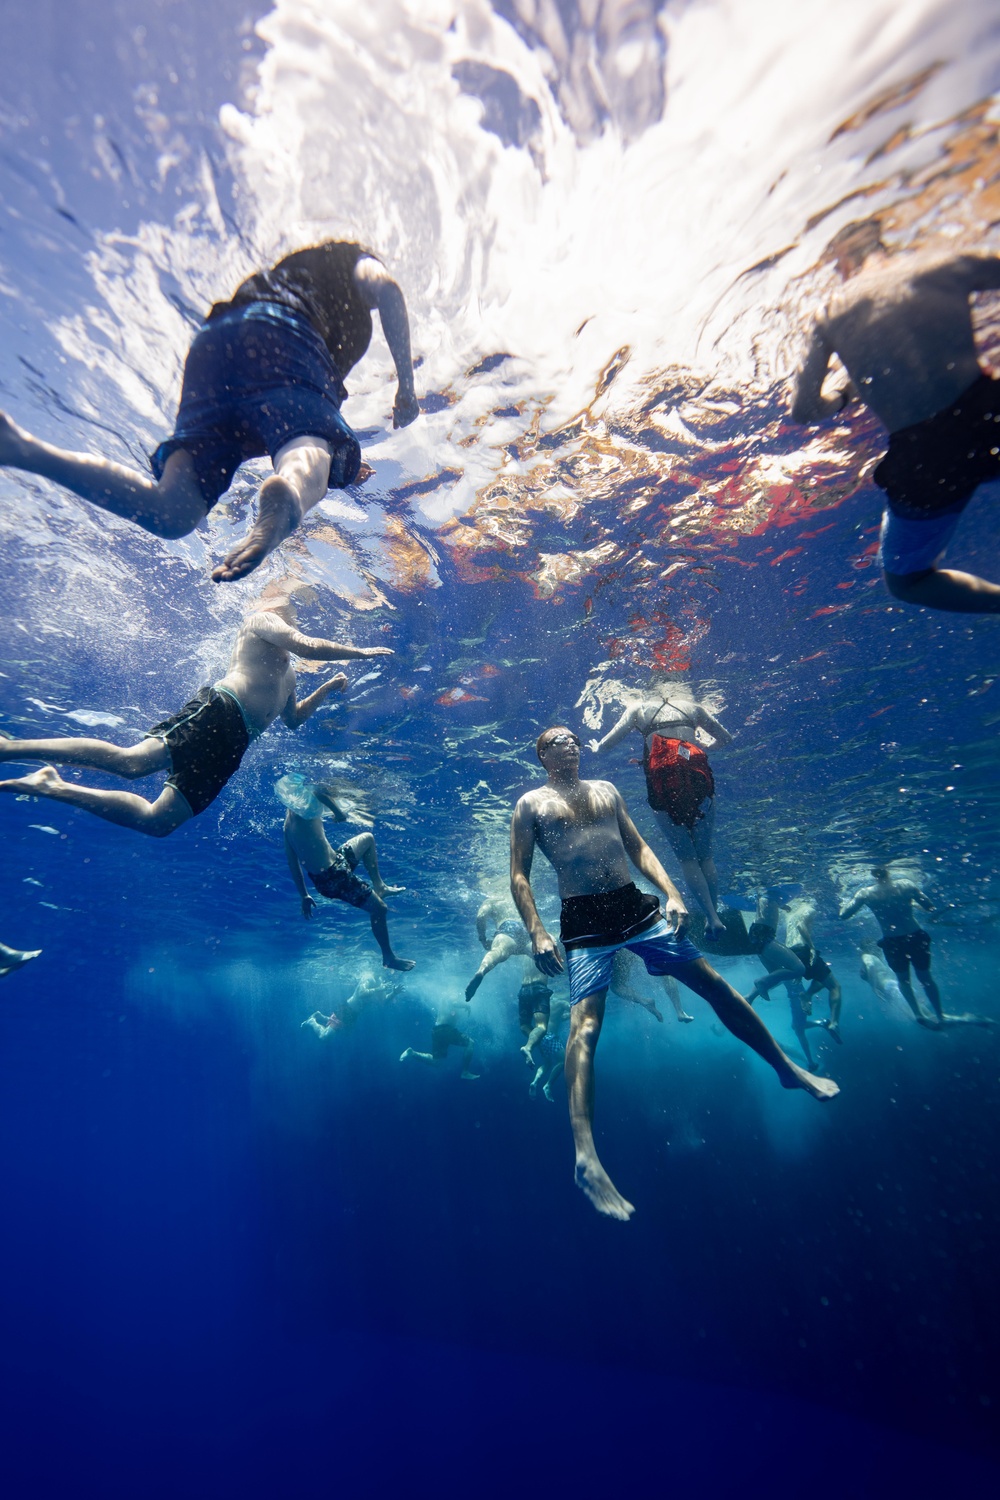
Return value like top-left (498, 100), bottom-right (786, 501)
top-left (559, 883), bottom-right (701, 1006)
top-left (150, 301), bottom-right (362, 509)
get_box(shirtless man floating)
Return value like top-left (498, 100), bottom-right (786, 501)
top-left (790, 220), bottom-right (1000, 612)
top-left (0, 582), bottom-right (391, 837)
top-left (510, 726), bottom-right (838, 1222)
top-left (0, 240), bottom-right (418, 582)
top-left (840, 866), bottom-right (943, 1027)
top-left (278, 774), bottom-right (413, 972)
top-left (588, 673), bottom-right (733, 938)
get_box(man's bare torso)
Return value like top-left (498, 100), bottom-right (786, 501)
top-left (521, 778), bottom-right (632, 898)
top-left (856, 883), bottom-right (923, 937)
top-left (823, 253), bottom-right (984, 431)
top-left (217, 615), bottom-right (296, 733)
top-left (285, 811), bottom-right (338, 876)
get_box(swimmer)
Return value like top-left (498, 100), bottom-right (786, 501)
top-left (0, 241), bottom-right (419, 582)
top-left (400, 1002), bottom-right (479, 1079)
top-left (784, 896), bottom-right (843, 1043)
top-left (510, 728), bottom-right (839, 1222)
top-left (518, 968), bottom-right (555, 1066)
top-left (0, 940), bottom-right (41, 978)
top-left (281, 776), bottom-right (413, 972)
top-left (858, 945), bottom-right (994, 1029)
top-left (529, 995), bottom-right (571, 1102)
top-left (465, 894), bottom-right (532, 1002)
top-left (304, 969), bottom-right (404, 1038)
top-left (742, 888), bottom-right (807, 1003)
top-left (0, 581), bottom-right (389, 837)
top-left (610, 949), bottom-right (693, 1023)
top-left (588, 670), bottom-right (733, 938)
top-left (789, 219), bottom-right (1000, 612)
top-left (841, 867), bottom-right (943, 1027)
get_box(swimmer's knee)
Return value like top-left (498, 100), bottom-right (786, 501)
top-left (367, 892), bottom-right (387, 914)
top-left (884, 566), bottom-right (933, 601)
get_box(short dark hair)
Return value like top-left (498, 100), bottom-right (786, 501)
top-left (536, 726), bottom-right (578, 762)
top-left (871, 865), bottom-right (889, 880)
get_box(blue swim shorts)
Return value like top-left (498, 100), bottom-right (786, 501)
top-left (564, 918), bottom-right (702, 1006)
top-left (878, 503), bottom-right (965, 578)
top-left (151, 301), bottom-right (362, 508)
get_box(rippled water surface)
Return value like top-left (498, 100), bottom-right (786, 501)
top-left (1, 4), bottom-right (1000, 1495)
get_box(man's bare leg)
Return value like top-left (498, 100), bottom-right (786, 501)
top-left (0, 766), bottom-right (190, 837)
top-left (542, 1059), bottom-right (564, 1101)
top-left (465, 933), bottom-right (517, 1000)
top-left (460, 1038), bottom-right (480, 1080)
top-left (343, 831), bottom-right (404, 898)
top-left (399, 1047), bottom-right (435, 1064)
top-left (746, 942), bottom-right (806, 1002)
top-left (0, 416), bottom-right (207, 538)
top-left (891, 970), bottom-right (937, 1026)
top-left (885, 565), bottom-right (1000, 613)
top-left (212, 436), bottom-right (332, 583)
top-left (0, 733), bottom-right (168, 778)
top-left (676, 958), bottom-right (839, 1100)
top-left (362, 892), bottom-right (415, 972)
top-left (914, 965), bottom-right (944, 1024)
top-left (0, 941), bottom-right (42, 977)
top-left (661, 975), bottom-right (693, 1022)
top-left (521, 1017), bottom-right (547, 1065)
top-left (303, 1011), bottom-right (341, 1038)
top-left (565, 990), bottom-right (635, 1221)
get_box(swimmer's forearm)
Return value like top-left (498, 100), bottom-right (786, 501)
top-left (291, 636), bottom-right (377, 661)
top-left (511, 874), bottom-right (546, 940)
top-left (377, 281), bottom-right (415, 395)
top-left (633, 844), bottom-right (684, 904)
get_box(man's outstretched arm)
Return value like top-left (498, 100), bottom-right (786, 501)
top-left (587, 705), bottom-right (637, 754)
top-left (510, 799), bottom-right (564, 975)
top-left (354, 259), bottom-right (418, 429)
top-left (281, 672), bottom-right (348, 729)
top-left (839, 893), bottom-right (866, 921)
top-left (249, 613), bottom-right (395, 662)
top-left (614, 791), bottom-right (688, 933)
top-left (790, 326), bottom-right (852, 424)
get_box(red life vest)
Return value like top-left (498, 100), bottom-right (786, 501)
top-left (643, 736), bottom-right (715, 828)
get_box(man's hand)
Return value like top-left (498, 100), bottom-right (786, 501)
top-left (301, 895), bottom-right (317, 920)
top-left (532, 930), bottom-right (565, 977)
top-left (393, 391), bottom-right (420, 429)
top-left (316, 673), bottom-right (348, 701)
top-left (586, 738), bottom-right (601, 753)
top-left (661, 894), bottom-right (689, 937)
top-left (358, 646), bottom-right (394, 658)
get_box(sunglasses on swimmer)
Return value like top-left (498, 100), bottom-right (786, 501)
top-left (544, 733), bottom-right (580, 749)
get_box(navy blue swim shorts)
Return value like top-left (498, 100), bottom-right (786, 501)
top-left (150, 302), bottom-right (362, 509)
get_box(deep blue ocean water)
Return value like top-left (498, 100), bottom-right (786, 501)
top-left (2, 3), bottom-right (1000, 1494)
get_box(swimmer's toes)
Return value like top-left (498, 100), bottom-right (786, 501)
top-left (385, 956), bottom-right (415, 972)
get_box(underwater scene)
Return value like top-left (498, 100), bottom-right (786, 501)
top-left (2, 1), bottom-right (1000, 1494)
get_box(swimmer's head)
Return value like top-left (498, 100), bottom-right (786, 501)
top-left (274, 772), bottom-right (326, 819)
top-left (825, 218), bottom-right (884, 277)
top-left (871, 865), bottom-right (890, 881)
top-left (536, 726), bottom-right (580, 764)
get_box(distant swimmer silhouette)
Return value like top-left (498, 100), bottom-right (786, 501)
top-left (465, 894), bottom-right (531, 1001)
top-left (840, 866), bottom-right (943, 1028)
top-left (510, 727), bottom-right (838, 1223)
top-left (304, 968), bottom-right (406, 1039)
top-left (790, 219), bottom-right (1000, 613)
top-left (0, 940), bottom-right (41, 978)
top-left (0, 581), bottom-right (391, 838)
top-left (588, 671), bottom-right (733, 939)
top-left (278, 774), bottom-right (414, 972)
top-left (0, 240), bottom-right (419, 582)
top-left (400, 1000), bottom-right (479, 1079)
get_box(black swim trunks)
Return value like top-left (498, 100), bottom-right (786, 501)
top-left (148, 685), bottom-right (250, 817)
top-left (790, 942), bottom-right (832, 984)
top-left (310, 842), bottom-right (372, 909)
top-left (878, 929), bottom-right (932, 979)
top-left (874, 372), bottom-right (1000, 520)
top-left (746, 920), bottom-right (776, 955)
top-left (431, 1022), bottom-right (469, 1060)
top-left (518, 981), bottom-right (552, 1032)
top-left (150, 302), bottom-right (362, 509)
top-left (560, 883), bottom-right (661, 951)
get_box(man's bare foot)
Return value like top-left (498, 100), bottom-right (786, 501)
top-left (373, 883), bottom-right (405, 898)
top-left (744, 983), bottom-right (763, 1004)
top-left (574, 1155), bottom-right (635, 1221)
top-left (779, 1060), bottom-right (840, 1100)
top-left (529, 1069), bottom-right (542, 1097)
top-left (520, 1042), bottom-right (538, 1066)
top-left (0, 411), bottom-right (32, 467)
top-left (643, 1000), bottom-right (664, 1022)
top-left (460, 1069), bottom-right (480, 1080)
top-left (543, 1082), bottom-right (557, 1102)
top-left (211, 475), bottom-right (303, 582)
top-left (916, 1014), bottom-right (944, 1030)
top-left (703, 918), bottom-right (726, 941)
top-left (0, 946), bottom-right (42, 978)
top-left (465, 972), bottom-right (483, 1002)
top-left (351, 460), bottom-right (375, 485)
top-left (399, 1048), bottom-right (413, 1063)
top-left (677, 1010), bottom-right (694, 1023)
top-left (302, 1012), bottom-right (339, 1038)
top-left (384, 955), bottom-right (415, 972)
top-left (0, 765), bottom-right (63, 798)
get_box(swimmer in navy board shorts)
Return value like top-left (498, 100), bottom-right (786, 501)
top-left (0, 241), bottom-right (419, 582)
top-left (465, 894), bottom-right (533, 1001)
top-left (0, 580), bottom-right (391, 838)
top-left (790, 218), bottom-right (1000, 613)
top-left (509, 726), bottom-right (839, 1222)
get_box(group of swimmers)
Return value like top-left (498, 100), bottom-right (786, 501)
top-left (0, 225), bottom-right (997, 1220)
